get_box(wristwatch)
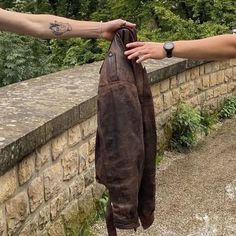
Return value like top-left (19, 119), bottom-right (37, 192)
top-left (163, 41), bottom-right (175, 58)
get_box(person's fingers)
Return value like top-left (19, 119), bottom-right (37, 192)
top-left (124, 21), bottom-right (136, 28)
top-left (124, 47), bottom-right (143, 55)
top-left (125, 47), bottom-right (149, 56)
top-left (118, 19), bottom-right (136, 28)
top-left (127, 50), bottom-right (146, 60)
top-left (136, 54), bottom-right (151, 63)
top-left (126, 42), bottom-right (145, 48)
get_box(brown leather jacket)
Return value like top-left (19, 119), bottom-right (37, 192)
top-left (95, 28), bottom-right (157, 236)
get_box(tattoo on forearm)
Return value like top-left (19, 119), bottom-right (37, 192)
top-left (49, 20), bottom-right (72, 36)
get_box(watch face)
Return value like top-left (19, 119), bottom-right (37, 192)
top-left (164, 41), bottom-right (174, 50)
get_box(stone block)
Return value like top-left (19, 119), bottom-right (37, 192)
top-left (185, 70), bottom-right (191, 81)
top-left (69, 176), bottom-right (85, 201)
top-left (194, 78), bottom-right (203, 93)
top-left (210, 73), bottom-right (217, 87)
top-left (81, 115), bottom-right (97, 138)
top-left (62, 150), bottom-right (79, 181)
top-left (214, 86), bottom-right (222, 97)
top-left (206, 89), bottom-right (214, 100)
top-left (79, 97), bottom-right (97, 120)
top-left (6, 192), bottom-right (29, 235)
top-left (170, 76), bottom-right (177, 88)
top-left (219, 60), bottom-right (230, 70)
top-left (205, 63), bottom-right (212, 74)
top-left (180, 83), bottom-right (190, 98)
top-left (189, 81), bottom-right (195, 96)
top-left (172, 88), bottom-right (180, 104)
top-left (163, 91), bottom-right (172, 110)
top-left (202, 74), bottom-right (210, 89)
top-left (160, 79), bottom-right (170, 92)
top-left (51, 132), bottom-right (68, 161)
top-left (0, 207), bottom-right (6, 236)
top-left (216, 71), bottom-right (224, 85)
top-left (44, 163), bottom-right (63, 201)
top-left (19, 215), bottom-right (38, 236)
top-left (89, 153), bottom-right (95, 163)
top-left (233, 67), bottom-right (236, 80)
top-left (199, 65), bottom-right (205, 75)
top-left (221, 84), bottom-right (228, 95)
top-left (230, 59), bottom-right (236, 66)
top-left (38, 205), bottom-right (50, 231)
top-left (28, 176), bottom-right (44, 212)
top-left (228, 82), bottom-right (236, 93)
top-left (36, 144), bottom-right (51, 171)
top-left (47, 218), bottom-right (65, 236)
top-left (190, 67), bottom-right (200, 80)
top-left (61, 200), bottom-right (79, 232)
top-left (155, 110), bottom-right (172, 127)
top-left (211, 62), bottom-right (220, 72)
top-left (68, 124), bottom-right (82, 147)
top-left (189, 96), bottom-right (199, 107)
top-left (18, 154), bottom-right (35, 185)
top-left (177, 72), bottom-right (186, 84)
top-left (92, 183), bottom-right (106, 200)
top-left (50, 190), bottom-right (69, 221)
top-left (0, 167), bottom-right (17, 203)
top-left (84, 167), bottom-right (95, 188)
top-left (198, 93), bottom-right (206, 105)
top-left (153, 95), bottom-right (163, 114)
top-left (88, 136), bottom-right (96, 156)
top-left (79, 143), bottom-right (89, 173)
top-left (77, 187), bottom-right (95, 223)
top-left (151, 83), bottom-right (161, 97)
top-left (224, 68), bottom-right (233, 82)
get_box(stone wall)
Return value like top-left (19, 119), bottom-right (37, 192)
top-left (0, 58), bottom-right (236, 236)
top-left (151, 59), bottom-right (236, 147)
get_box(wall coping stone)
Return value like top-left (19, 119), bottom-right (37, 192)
top-left (0, 58), bottom-right (206, 175)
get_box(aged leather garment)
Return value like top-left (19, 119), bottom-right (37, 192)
top-left (95, 28), bottom-right (157, 236)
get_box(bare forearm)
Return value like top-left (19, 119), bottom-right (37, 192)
top-left (0, 9), bottom-right (101, 39)
top-left (173, 35), bottom-right (236, 60)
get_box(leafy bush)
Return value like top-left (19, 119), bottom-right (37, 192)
top-left (219, 96), bottom-right (236, 119)
top-left (170, 103), bottom-right (202, 150)
top-left (200, 108), bottom-right (218, 135)
top-left (49, 38), bottom-right (108, 69)
top-left (95, 192), bottom-right (109, 220)
top-left (1, 0), bottom-right (235, 87)
top-left (0, 32), bottom-right (55, 86)
top-left (70, 192), bottom-right (108, 236)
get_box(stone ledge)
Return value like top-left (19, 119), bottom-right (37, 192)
top-left (0, 58), bottom-right (206, 176)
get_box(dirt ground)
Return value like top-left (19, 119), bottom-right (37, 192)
top-left (92, 118), bottom-right (236, 236)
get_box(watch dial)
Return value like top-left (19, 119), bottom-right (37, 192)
top-left (165, 42), bottom-right (174, 50)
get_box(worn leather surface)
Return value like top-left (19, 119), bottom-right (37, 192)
top-left (95, 28), bottom-right (157, 236)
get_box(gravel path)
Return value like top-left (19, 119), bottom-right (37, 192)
top-left (92, 118), bottom-right (236, 236)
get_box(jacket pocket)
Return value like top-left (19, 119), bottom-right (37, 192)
top-left (107, 51), bottom-right (118, 82)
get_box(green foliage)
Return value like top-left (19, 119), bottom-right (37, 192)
top-left (170, 103), bottom-right (202, 150)
top-left (156, 153), bottom-right (164, 166)
top-left (170, 98), bottom-right (236, 151)
top-left (95, 192), bottom-right (108, 220)
top-left (1, 0), bottom-right (235, 86)
top-left (76, 223), bottom-right (92, 236)
top-left (0, 32), bottom-right (55, 86)
top-left (200, 108), bottom-right (218, 135)
top-left (219, 96), bottom-right (236, 119)
top-left (49, 38), bottom-right (108, 68)
top-left (69, 192), bottom-right (108, 236)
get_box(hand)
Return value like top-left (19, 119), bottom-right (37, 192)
top-left (101, 19), bottom-right (136, 41)
top-left (125, 42), bottom-right (166, 63)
